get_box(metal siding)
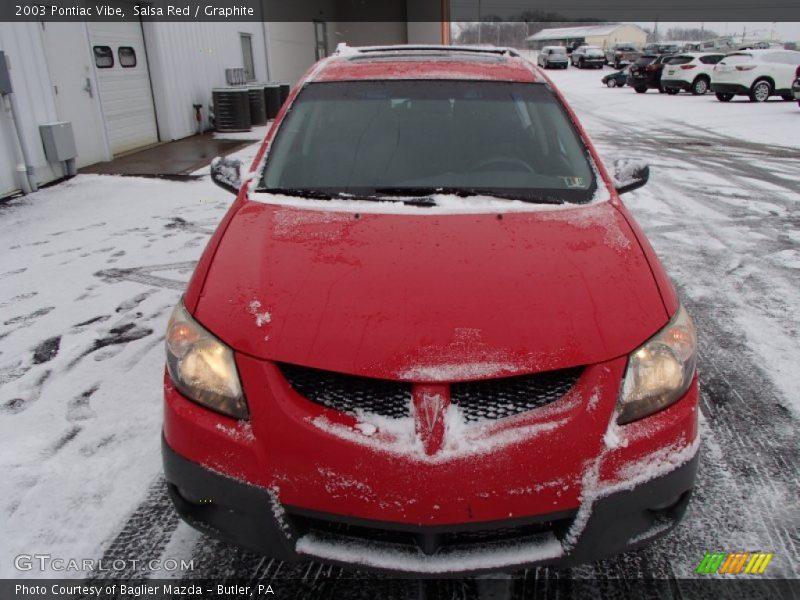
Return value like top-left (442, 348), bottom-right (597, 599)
top-left (144, 22), bottom-right (268, 141)
top-left (266, 22), bottom-right (319, 84)
top-left (88, 22), bottom-right (159, 154)
top-left (0, 23), bottom-right (62, 195)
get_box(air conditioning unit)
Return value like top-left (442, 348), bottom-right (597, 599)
top-left (212, 87), bottom-right (251, 132)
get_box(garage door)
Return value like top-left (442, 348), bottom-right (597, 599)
top-left (88, 21), bottom-right (158, 155)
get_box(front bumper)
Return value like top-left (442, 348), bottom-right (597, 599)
top-left (163, 435), bottom-right (698, 574)
top-left (163, 352), bottom-right (699, 574)
top-left (711, 83), bottom-right (749, 95)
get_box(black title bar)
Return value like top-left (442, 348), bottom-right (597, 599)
top-left (3, 0), bottom-right (800, 23)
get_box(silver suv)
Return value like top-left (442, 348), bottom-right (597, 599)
top-left (537, 46), bottom-right (569, 70)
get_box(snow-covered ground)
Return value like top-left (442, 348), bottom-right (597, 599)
top-left (0, 65), bottom-right (798, 590)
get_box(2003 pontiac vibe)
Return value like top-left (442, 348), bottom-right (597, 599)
top-left (161, 45), bottom-right (699, 574)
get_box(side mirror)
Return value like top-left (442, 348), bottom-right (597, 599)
top-left (210, 156), bottom-right (243, 195)
top-left (612, 158), bottom-right (650, 195)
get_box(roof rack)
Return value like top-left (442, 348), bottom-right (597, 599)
top-left (334, 43), bottom-right (521, 58)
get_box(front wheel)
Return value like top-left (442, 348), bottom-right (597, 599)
top-left (691, 78), bottom-right (709, 95)
top-left (607, 79), bottom-right (618, 88)
top-left (749, 80), bottom-right (772, 102)
top-left (716, 92), bottom-right (734, 102)
top-left (635, 86), bottom-right (647, 93)
top-left (614, 59), bottom-right (621, 69)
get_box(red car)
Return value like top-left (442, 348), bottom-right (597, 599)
top-left (162, 45), bottom-right (699, 575)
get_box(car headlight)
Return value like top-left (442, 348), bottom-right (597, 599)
top-left (617, 305), bottom-right (697, 424)
top-left (165, 300), bottom-right (248, 419)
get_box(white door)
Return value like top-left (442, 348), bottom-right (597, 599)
top-left (88, 21), bottom-right (158, 155)
top-left (40, 22), bottom-right (109, 167)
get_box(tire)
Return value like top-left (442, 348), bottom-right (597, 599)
top-left (606, 79), bottom-right (617, 88)
top-left (716, 92), bottom-right (734, 102)
top-left (635, 86), bottom-right (647, 93)
top-left (666, 88), bottom-right (679, 95)
top-left (658, 86), bottom-right (666, 93)
top-left (691, 77), bottom-right (709, 95)
top-left (579, 58), bottom-right (585, 69)
top-left (749, 79), bottom-right (772, 102)
top-left (614, 59), bottom-right (621, 69)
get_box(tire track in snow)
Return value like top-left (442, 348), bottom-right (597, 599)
top-left (88, 478), bottom-right (179, 580)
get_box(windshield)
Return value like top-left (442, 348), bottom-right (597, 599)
top-left (259, 80), bottom-right (598, 204)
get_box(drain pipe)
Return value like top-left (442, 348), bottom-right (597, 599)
top-left (2, 91), bottom-right (38, 193)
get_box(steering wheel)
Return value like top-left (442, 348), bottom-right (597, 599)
top-left (470, 157), bottom-right (535, 173)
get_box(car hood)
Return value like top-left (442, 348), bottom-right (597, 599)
top-left (194, 200), bottom-right (668, 382)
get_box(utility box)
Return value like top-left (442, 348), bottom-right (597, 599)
top-left (0, 51), bottom-right (12, 95)
top-left (39, 122), bottom-right (78, 162)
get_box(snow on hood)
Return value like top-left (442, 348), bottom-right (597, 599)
top-left (248, 184), bottom-right (611, 216)
top-left (195, 195), bottom-right (666, 380)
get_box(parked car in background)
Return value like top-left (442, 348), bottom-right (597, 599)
top-left (627, 54), bottom-right (676, 92)
top-left (602, 68), bottom-right (629, 88)
top-left (571, 45), bottom-right (605, 68)
top-left (537, 46), bottom-right (569, 69)
top-left (661, 53), bottom-right (725, 95)
top-left (711, 49), bottom-right (800, 102)
top-left (605, 43), bottom-right (640, 69)
top-left (643, 43), bottom-right (681, 55)
top-left (792, 65), bottom-right (800, 106)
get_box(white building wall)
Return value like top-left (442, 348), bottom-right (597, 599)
top-left (0, 23), bottom-right (62, 196)
top-left (142, 22), bottom-right (269, 141)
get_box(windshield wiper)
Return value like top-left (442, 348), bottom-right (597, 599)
top-left (374, 187), bottom-right (567, 205)
top-left (260, 188), bottom-right (378, 202)
top-left (261, 187), bottom-right (568, 206)
top-left (262, 187), bottom-right (438, 207)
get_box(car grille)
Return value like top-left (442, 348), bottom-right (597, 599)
top-left (277, 363), bottom-right (413, 419)
top-left (278, 363), bottom-right (582, 421)
top-left (288, 510), bottom-right (575, 556)
top-left (450, 367), bottom-right (583, 422)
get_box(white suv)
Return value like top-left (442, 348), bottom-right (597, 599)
top-left (661, 53), bottom-right (725, 95)
top-left (711, 49), bottom-right (800, 102)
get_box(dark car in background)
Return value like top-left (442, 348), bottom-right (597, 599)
top-left (627, 54), bottom-right (676, 93)
top-left (571, 45), bottom-right (606, 69)
top-left (602, 68), bottom-right (629, 88)
top-left (605, 43), bottom-right (641, 69)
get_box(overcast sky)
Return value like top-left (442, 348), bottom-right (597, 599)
top-left (634, 22), bottom-right (800, 41)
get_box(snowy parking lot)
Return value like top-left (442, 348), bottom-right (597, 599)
top-left (0, 64), bottom-right (798, 594)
